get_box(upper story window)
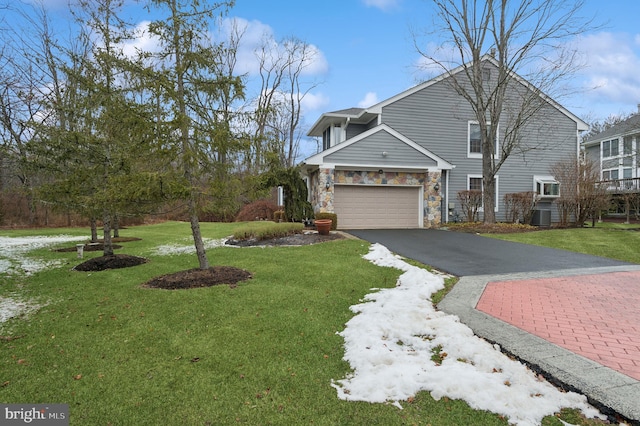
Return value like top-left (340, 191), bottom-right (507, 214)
top-left (322, 124), bottom-right (345, 151)
top-left (624, 137), bottom-right (633, 155)
top-left (602, 138), bottom-right (619, 158)
top-left (468, 121), bottom-right (497, 158)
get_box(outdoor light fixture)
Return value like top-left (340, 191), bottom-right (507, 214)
top-left (325, 182), bottom-right (330, 189)
top-left (378, 169), bottom-right (384, 174)
top-left (382, 151), bottom-right (388, 157)
top-left (434, 183), bottom-right (440, 191)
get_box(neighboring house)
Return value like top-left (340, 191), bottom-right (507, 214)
top-left (302, 58), bottom-right (588, 229)
top-left (582, 111), bottom-right (640, 214)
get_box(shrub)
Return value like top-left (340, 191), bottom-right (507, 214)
top-left (457, 190), bottom-right (483, 222)
top-left (235, 199), bottom-right (279, 222)
top-left (273, 210), bottom-right (286, 222)
top-left (315, 212), bottom-right (338, 230)
top-left (232, 221), bottom-right (304, 240)
top-left (504, 192), bottom-right (537, 224)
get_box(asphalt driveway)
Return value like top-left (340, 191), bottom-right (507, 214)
top-left (346, 229), bottom-right (631, 276)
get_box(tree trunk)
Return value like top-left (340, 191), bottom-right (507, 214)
top-left (483, 175), bottom-right (497, 223)
top-left (90, 218), bottom-right (99, 242)
top-left (113, 214), bottom-right (120, 238)
top-left (188, 197), bottom-right (209, 269)
top-left (102, 211), bottom-right (114, 256)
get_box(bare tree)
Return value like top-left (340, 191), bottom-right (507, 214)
top-left (253, 35), bottom-right (321, 170)
top-left (416, 0), bottom-right (594, 223)
top-left (551, 155), bottom-right (608, 226)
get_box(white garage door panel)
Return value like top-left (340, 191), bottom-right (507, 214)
top-left (334, 186), bottom-right (420, 229)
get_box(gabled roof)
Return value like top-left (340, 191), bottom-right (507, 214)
top-left (583, 113), bottom-right (640, 146)
top-left (304, 124), bottom-right (454, 170)
top-left (307, 55), bottom-right (588, 137)
top-left (307, 107), bottom-right (376, 137)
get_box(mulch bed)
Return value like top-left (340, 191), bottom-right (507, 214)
top-left (70, 231), bottom-right (341, 290)
top-left (74, 254), bottom-right (148, 271)
top-left (142, 266), bottom-right (252, 290)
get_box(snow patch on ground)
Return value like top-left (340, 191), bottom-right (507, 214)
top-left (331, 243), bottom-right (604, 426)
top-left (0, 234), bottom-right (85, 326)
top-left (0, 235), bottom-right (86, 275)
top-left (152, 238), bottom-right (228, 255)
top-left (0, 296), bottom-right (45, 324)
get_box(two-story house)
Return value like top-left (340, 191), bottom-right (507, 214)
top-left (302, 58), bottom-right (588, 229)
top-left (582, 111), bottom-right (640, 216)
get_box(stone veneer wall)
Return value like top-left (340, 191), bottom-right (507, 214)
top-left (312, 169), bottom-right (442, 228)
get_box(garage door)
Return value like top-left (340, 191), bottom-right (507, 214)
top-left (333, 185), bottom-right (421, 229)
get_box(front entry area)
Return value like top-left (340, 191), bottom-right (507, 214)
top-left (333, 185), bottom-right (421, 229)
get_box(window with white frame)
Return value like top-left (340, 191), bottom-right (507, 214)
top-left (603, 169), bottom-right (619, 181)
top-left (467, 174), bottom-right (499, 211)
top-left (602, 139), bottom-right (619, 158)
top-left (468, 122), bottom-right (497, 158)
top-left (534, 176), bottom-right (560, 197)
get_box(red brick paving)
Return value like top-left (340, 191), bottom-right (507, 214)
top-left (476, 271), bottom-right (640, 380)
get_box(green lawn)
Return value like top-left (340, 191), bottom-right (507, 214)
top-left (484, 222), bottom-right (640, 264)
top-left (0, 222), bottom-right (608, 425)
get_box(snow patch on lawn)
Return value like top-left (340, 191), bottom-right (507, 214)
top-left (0, 296), bottom-right (45, 324)
top-left (331, 243), bottom-right (604, 426)
top-left (0, 235), bottom-right (86, 275)
top-left (153, 238), bottom-right (228, 255)
top-left (0, 234), bottom-right (85, 327)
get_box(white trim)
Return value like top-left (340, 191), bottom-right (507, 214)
top-left (304, 124), bottom-right (454, 170)
top-left (366, 55), bottom-right (588, 131)
top-left (467, 121), bottom-right (499, 159)
top-left (533, 175), bottom-right (560, 198)
top-left (467, 174), bottom-right (499, 212)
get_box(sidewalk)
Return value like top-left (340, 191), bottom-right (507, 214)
top-left (438, 266), bottom-right (640, 424)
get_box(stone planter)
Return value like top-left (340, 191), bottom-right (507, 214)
top-left (314, 219), bottom-right (332, 235)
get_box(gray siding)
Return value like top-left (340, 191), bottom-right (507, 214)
top-left (346, 118), bottom-right (378, 139)
top-left (380, 72), bottom-right (579, 223)
top-left (325, 130), bottom-right (437, 168)
top-left (584, 144), bottom-right (600, 165)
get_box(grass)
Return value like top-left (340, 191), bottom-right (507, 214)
top-left (483, 221), bottom-right (640, 263)
top-left (0, 221), bottom-right (611, 425)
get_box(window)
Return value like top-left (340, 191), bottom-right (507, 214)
top-left (603, 169), bottom-right (619, 180)
top-left (469, 177), bottom-right (483, 191)
top-left (322, 124), bottom-right (344, 150)
top-left (602, 139), bottom-right (619, 158)
top-left (623, 168), bottom-right (633, 179)
top-left (624, 137), bottom-right (633, 155)
top-left (467, 174), bottom-right (499, 212)
top-left (468, 122), bottom-right (497, 158)
top-left (534, 176), bottom-right (560, 197)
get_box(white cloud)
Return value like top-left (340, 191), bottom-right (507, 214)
top-left (576, 32), bottom-right (640, 105)
top-left (120, 21), bottom-right (163, 59)
top-left (301, 91), bottom-right (330, 113)
top-left (217, 17), bottom-right (328, 77)
top-left (357, 92), bottom-right (379, 108)
top-left (362, 0), bottom-right (401, 12)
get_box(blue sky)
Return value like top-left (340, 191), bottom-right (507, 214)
top-left (19, 0), bottom-right (640, 128)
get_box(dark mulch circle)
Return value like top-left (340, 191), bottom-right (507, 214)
top-left (56, 243), bottom-right (122, 253)
top-left (74, 254), bottom-right (149, 272)
top-left (143, 266), bottom-right (252, 290)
